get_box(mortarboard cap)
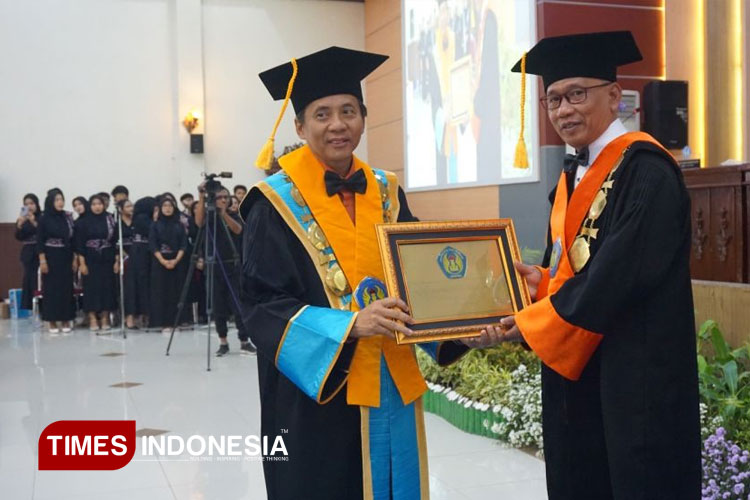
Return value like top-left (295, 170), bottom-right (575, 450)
top-left (253, 46), bottom-right (388, 169)
top-left (511, 31), bottom-right (643, 90)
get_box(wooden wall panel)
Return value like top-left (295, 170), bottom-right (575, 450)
top-left (705, 0), bottom-right (740, 167)
top-left (365, 17), bottom-right (401, 81)
top-left (0, 223), bottom-right (24, 299)
top-left (364, 0), bottom-right (400, 36)
top-left (538, 5), bottom-right (663, 77)
top-left (367, 119), bottom-right (403, 173)
top-left (407, 187), bottom-right (500, 222)
top-left (693, 280), bottom-right (750, 347)
top-left (560, 0), bottom-right (661, 6)
top-left (365, 67), bottom-right (402, 129)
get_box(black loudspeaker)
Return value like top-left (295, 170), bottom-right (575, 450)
top-left (643, 80), bottom-right (688, 149)
top-left (190, 134), bottom-right (204, 154)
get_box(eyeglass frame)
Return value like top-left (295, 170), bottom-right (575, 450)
top-left (539, 82), bottom-right (613, 110)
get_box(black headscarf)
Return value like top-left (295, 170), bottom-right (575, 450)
top-left (88, 194), bottom-right (106, 214)
top-left (38, 188), bottom-right (73, 250)
top-left (151, 198), bottom-right (184, 252)
top-left (133, 196), bottom-right (157, 238)
top-left (75, 194), bottom-right (112, 254)
top-left (23, 193), bottom-right (41, 216)
top-left (72, 196), bottom-right (90, 218)
top-left (44, 188), bottom-right (65, 215)
top-left (157, 197), bottom-right (178, 222)
top-left (86, 194), bottom-right (108, 224)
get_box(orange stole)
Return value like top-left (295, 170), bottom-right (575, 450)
top-left (549, 132), bottom-right (669, 295)
top-left (279, 146), bottom-right (426, 407)
top-left (517, 132), bottom-right (670, 380)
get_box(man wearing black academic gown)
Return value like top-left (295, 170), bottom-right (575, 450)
top-left (494, 32), bottom-right (701, 499)
top-left (239, 46), bottom-right (505, 500)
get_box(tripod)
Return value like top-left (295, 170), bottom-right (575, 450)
top-left (165, 188), bottom-right (241, 371)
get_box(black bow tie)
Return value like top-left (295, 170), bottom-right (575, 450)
top-left (563, 147), bottom-right (590, 173)
top-left (324, 169), bottom-right (367, 196)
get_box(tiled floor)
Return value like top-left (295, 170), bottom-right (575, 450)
top-left (0, 318), bottom-right (547, 499)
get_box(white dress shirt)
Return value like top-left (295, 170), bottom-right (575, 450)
top-left (573, 118), bottom-right (628, 189)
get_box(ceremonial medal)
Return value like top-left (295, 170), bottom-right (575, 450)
top-left (307, 221), bottom-right (328, 251)
top-left (290, 185), bottom-right (306, 207)
top-left (549, 237), bottom-right (562, 278)
top-left (437, 246), bottom-right (467, 279)
top-left (354, 277), bottom-right (388, 309)
top-left (589, 190), bottom-right (608, 219)
top-left (375, 175), bottom-right (388, 203)
top-left (325, 263), bottom-right (351, 296)
top-left (569, 236), bottom-right (591, 273)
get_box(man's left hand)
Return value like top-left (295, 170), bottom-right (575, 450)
top-left (498, 315), bottom-right (523, 342)
top-left (459, 316), bottom-right (523, 348)
top-left (460, 325), bottom-right (506, 348)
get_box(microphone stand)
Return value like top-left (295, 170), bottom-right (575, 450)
top-left (115, 207), bottom-right (126, 339)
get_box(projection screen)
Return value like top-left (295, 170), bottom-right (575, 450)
top-left (402, 0), bottom-right (539, 191)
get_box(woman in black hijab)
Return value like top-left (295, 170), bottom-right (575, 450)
top-left (75, 194), bottom-right (117, 331)
top-left (148, 197), bottom-right (187, 332)
top-left (15, 193), bottom-right (41, 311)
top-left (129, 196), bottom-right (157, 327)
top-left (37, 188), bottom-right (75, 333)
top-left (116, 199), bottom-right (138, 329)
top-left (72, 196), bottom-right (89, 220)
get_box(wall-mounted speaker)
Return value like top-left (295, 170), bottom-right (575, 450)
top-left (190, 134), bottom-right (204, 154)
top-left (643, 80), bottom-right (688, 149)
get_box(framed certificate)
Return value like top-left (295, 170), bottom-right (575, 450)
top-left (376, 220), bottom-right (531, 344)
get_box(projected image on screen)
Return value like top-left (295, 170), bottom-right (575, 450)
top-left (403, 0), bottom-right (537, 190)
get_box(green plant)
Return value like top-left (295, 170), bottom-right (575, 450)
top-left (697, 320), bottom-right (750, 442)
top-left (521, 247), bottom-right (544, 266)
top-left (418, 344), bottom-right (543, 452)
top-left (418, 344), bottom-right (539, 405)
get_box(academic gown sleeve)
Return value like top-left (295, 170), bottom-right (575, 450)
top-left (241, 195), bottom-right (358, 404)
top-left (516, 151), bottom-right (690, 380)
top-left (396, 186), bottom-right (470, 366)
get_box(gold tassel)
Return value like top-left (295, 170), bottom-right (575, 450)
top-left (255, 58), bottom-right (299, 170)
top-left (513, 52), bottom-right (529, 169)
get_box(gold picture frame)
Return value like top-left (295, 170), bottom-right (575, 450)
top-left (376, 219), bottom-right (531, 344)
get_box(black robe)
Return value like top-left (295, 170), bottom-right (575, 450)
top-left (75, 213), bottom-right (117, 313)
top-left (37, 211), bottom-right (75, 322)
top-left (15, 220), bottom-right (39, 310)
top-left (533, 143), bottom-right (701, 499)
top-left (241, 183), bottom-right (466, 500)
top-left (130, 206), bottom-right (154, 317)
top-left (119, 219), bottom-right (138, 316)
top-left (148, 216), bottom-right (187, 328)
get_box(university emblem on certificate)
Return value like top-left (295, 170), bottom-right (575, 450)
top-left (354, 277), bottom-right (388, 309)
top-left (437, 246), bottom-right (467, 279)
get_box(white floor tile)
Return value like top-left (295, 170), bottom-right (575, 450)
top-left (0, 318), bottom-right (548, 499)
top-left (35, 486), bottom-right (176, 500)
top-left (461, 478), bottom-right (549, 499)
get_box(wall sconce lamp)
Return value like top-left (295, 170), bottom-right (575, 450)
top-left (183, 110), bottom-right (203, 154)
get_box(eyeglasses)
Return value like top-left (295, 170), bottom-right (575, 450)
top-left (540, 82), bottom-right (612, 110)
top-left (216, 195), bottom-right (229, 200)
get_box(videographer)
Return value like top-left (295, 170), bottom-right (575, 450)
top-left (195, 180), bottom-right (255, 356)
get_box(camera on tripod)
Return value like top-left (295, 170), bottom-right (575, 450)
top-left (203, 172), bottom-right (233, 198)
